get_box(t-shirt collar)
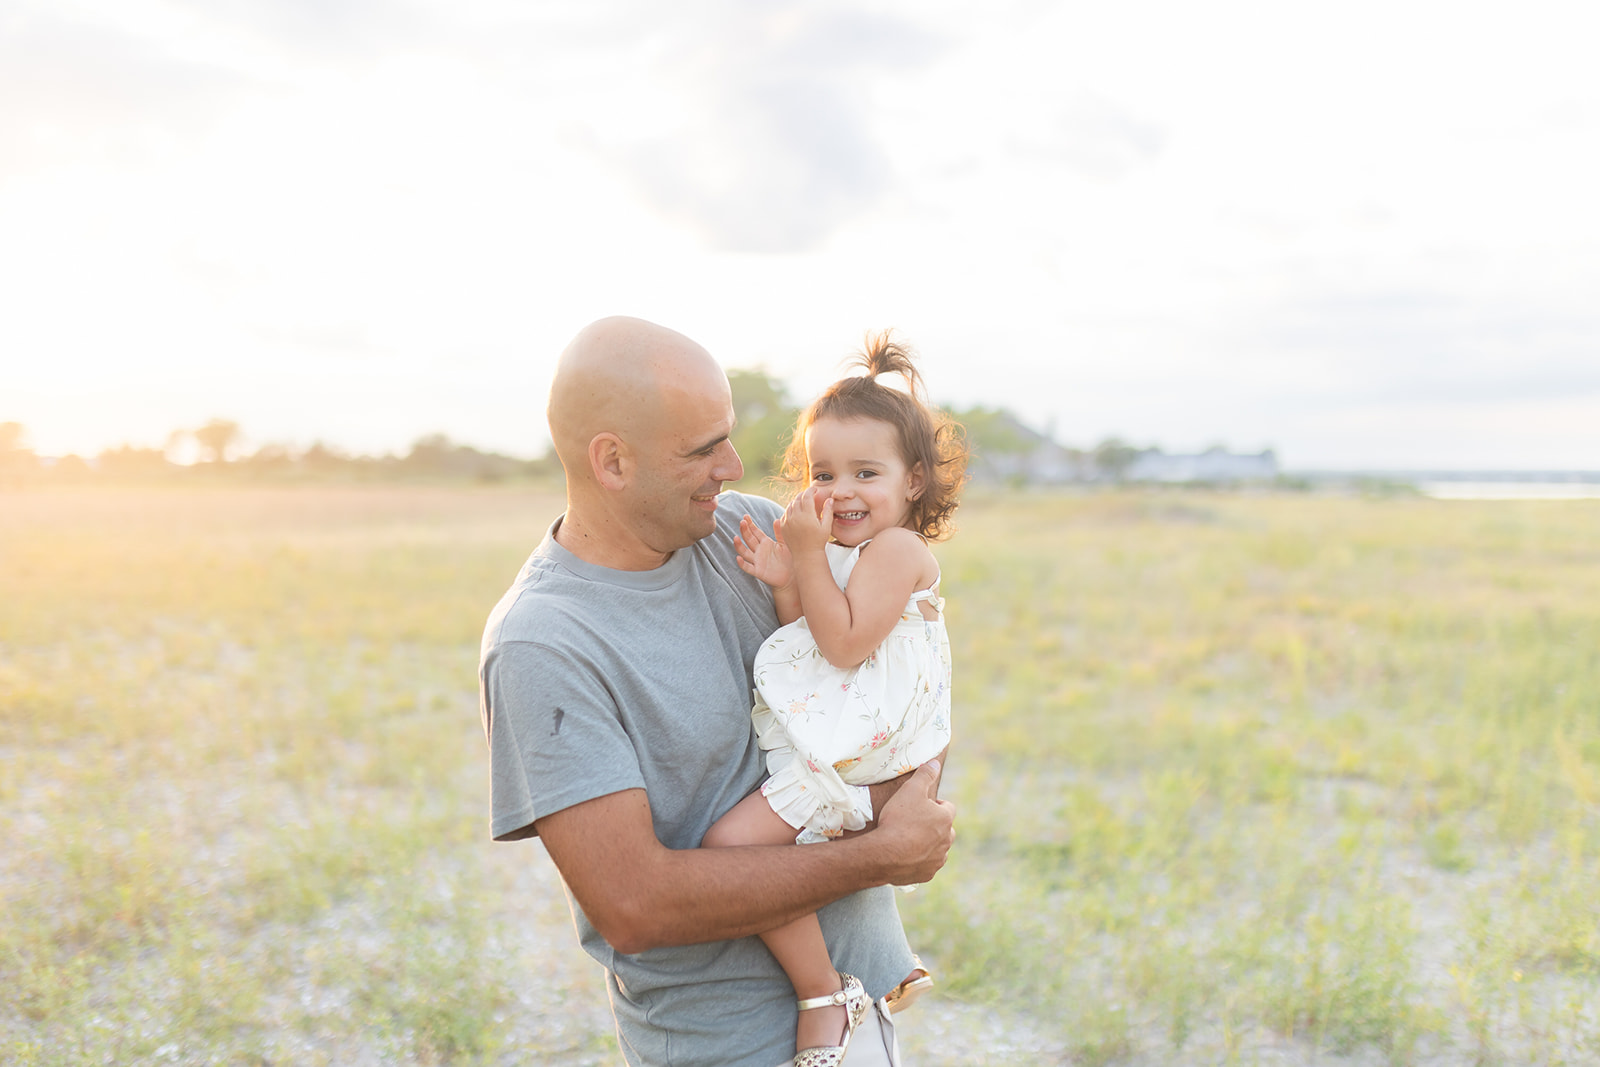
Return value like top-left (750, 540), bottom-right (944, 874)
top-left (537, 516), bottom-right (691, 591)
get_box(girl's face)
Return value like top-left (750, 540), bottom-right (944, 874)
top-left (803, 415), bottom-right (925, 547)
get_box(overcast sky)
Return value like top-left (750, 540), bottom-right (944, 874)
top-left (3, 0), bottom-right (1597, 468)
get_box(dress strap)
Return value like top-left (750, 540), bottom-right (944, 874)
top-left (906, 573), bottom-right (943, 614)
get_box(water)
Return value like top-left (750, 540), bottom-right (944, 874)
top-left (1419, 481), bottom-right (1600, 500)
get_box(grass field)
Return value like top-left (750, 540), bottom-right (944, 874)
top-left (2, 485), bottom-right (1597, 1065)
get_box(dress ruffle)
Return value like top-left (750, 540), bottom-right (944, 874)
top-left (758, 742), bottom-right (873, 844)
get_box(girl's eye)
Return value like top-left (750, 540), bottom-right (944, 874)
top-left (857, 470), bottom-right (876, 479)
top-left (814, 473), bottom-right (832, 483)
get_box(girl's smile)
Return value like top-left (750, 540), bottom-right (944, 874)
top-left (803, 415), bottom-right (925, 548)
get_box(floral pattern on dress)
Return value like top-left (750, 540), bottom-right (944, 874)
top-left (751, 540), bottom-right (953, 844)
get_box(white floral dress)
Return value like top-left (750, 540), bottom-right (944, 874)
top-left (752, 539), bottom-right (952, 844)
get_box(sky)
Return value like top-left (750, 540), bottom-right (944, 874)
top-left (2, 0), bottom-right (1597, 469)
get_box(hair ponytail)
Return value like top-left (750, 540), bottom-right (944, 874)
top-left (854, 332), bottom-right (925, 398)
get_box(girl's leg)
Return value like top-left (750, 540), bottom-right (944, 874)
top-left (702, 794), bottom-right (850, 1052)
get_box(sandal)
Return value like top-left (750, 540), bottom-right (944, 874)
top-left (793, 972), bottom-right (870, 1067)
top-left (884, 957), bottom-right (935, 1015)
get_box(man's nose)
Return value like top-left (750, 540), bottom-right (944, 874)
top-left (713, 440), bottom-right (744, 483)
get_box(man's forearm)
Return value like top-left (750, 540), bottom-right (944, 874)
top-left (619, 835), bottom-right (899, 950)
top-left (538, 767), bottom-right (953, 955)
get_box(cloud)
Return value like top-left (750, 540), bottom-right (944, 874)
top-left (1241, 283), bottom-right (1600, 408)
top-left (0, 12), bottom-right (252, 181)
top-left (589, 3), bottom-right (946, 252)
top-left (4, 2), bottom-right (945, 251)
top-left (1014, 91), bottom-right (1166, 180)
top-left (164, 0), bottom-right (428, 56)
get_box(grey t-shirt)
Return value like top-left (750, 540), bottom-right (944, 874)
top-left (480, 491), bottom-right (915, 1067)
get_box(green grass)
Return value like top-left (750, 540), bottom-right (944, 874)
top-left (902, 491), bottom-right (1600, 1063)
top-left (3, 486), bottom-right (1598, 1063)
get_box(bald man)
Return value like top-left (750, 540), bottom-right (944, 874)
top-left (479, 318), bottom-right (954, 1066)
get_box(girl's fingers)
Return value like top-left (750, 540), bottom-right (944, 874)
top-left (799, 486), bottom-right (817, 511)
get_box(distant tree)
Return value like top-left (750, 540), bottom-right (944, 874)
top-left (304, 441), bottom-right (338, 460)
top-left (97, 444), bottom-right (171, 478)
top-left (302, 441), bottom-right (347, 470)
top-left (193, 419), bottom-right (241, 463)
top-left (405, 433), bottom-right (454, 468)
top-left (242, 443), bottom-right (294, 465)
top-left (728, 368), bottom-right (790, 422)
top-left (1093, 437), bottom-right (1140, 482)
top-left (236, 443), bottom-right (295, 479)
top-left (50, 454), bottom-right (92, 480)
top-left (727, 368), bottom-right (798, 483)
top-left (951, 406), bottom-right (1046, 457)
top-left (0, 421), bottom-right (38, 480)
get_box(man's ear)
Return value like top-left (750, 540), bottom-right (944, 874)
top-left (907, 461), bottom-right (926, 501)
top-left (590, 433), bottom-right (630, 491)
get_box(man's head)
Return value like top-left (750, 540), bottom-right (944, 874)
top-left (548, 317), bottom-right (744, 567)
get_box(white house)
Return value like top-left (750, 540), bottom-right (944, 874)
top-left (1124, 447), bottom-right (1278, 483)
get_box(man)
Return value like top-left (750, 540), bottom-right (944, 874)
top-left (480, 317), bottom-right (956, 1066)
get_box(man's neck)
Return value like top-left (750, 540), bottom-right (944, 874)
top-left (554, 506), bottom-right (672, 572)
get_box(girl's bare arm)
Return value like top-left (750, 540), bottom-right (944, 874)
top-left (789, 524), bottom-right (936, 667)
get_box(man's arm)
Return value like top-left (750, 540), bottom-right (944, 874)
top-left (535, 761), bottom-right (954, 955)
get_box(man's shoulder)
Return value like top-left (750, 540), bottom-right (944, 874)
top-left (480, 549), bottom-right (581, 654)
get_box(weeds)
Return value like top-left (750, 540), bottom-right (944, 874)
top-left (3, 486), bottom-right (1598, 1063)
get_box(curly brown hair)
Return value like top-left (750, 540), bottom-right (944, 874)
top-left (778, 331), bottom-right (969, 542)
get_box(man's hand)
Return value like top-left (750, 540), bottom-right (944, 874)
top-left (735, 514), bottom-right (795, 591)
top-left (870, 760), bottom-right (955, 886)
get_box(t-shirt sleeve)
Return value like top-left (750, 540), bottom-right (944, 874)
top-left (481, 639), bottom-right (645, 841)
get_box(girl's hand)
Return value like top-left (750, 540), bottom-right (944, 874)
top-left (780, 487), bottom-right (833, 556)
top-left (735, 514), bottom-right (795, 591)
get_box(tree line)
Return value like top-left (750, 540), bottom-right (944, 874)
top-left (0, 419), bottom-right (557, 485)
top-left (1, 370), bottom-right (1159, 488)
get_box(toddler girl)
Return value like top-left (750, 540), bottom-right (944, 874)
top-left (701, 333), bottom-right (966, 1066)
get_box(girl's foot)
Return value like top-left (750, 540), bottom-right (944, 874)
top-left (794, 972), bottom-right (869, 1067)
top-left (794, 1001), bottom-right (846, 1055)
